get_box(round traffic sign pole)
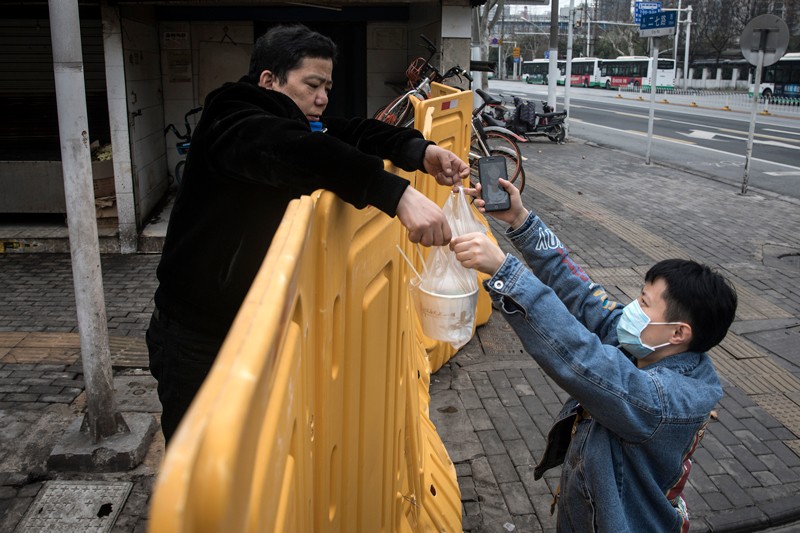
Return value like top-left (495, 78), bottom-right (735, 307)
top-left (740, 14), bottom-right (789, 68)
top-left (742, 38), bottom-right (766, 195)
top-left (739, 14), bottom-right (789, 195)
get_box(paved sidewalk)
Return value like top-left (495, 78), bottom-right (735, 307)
top-left (0, 135), bottom-right (798, 532)
top-left (0, 253), bottom-right (161, 533)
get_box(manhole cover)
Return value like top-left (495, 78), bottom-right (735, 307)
top-left (15, 480), bottom-right (132, 532)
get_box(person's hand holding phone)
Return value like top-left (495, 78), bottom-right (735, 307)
top-left (465, 179), bottom-right (529, 230)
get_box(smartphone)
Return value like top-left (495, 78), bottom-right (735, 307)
top-left (477, 156), bottom-right (511, 212)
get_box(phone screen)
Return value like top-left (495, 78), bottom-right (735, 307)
top-left (478, 156), bottom-right (511, 212)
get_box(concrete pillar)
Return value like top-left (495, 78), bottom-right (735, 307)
top-left (101, 3), bottom-right (138, 254)
top-left (49, 0), bottom-right (128, 441)
top-left (441, 2), bottom-right (471, 89)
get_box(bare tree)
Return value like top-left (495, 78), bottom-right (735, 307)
top-left (474, 0), bottom-right (505, 89)
top-left (595, 25), bottom-right (643, 57)
top-left (692, 0), bottom-right (741, 62)
top-left (785, 0), bottom-right (800, 49)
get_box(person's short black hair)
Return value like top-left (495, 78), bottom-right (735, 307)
top-left (645, 259), bottom-right (737, 353)
top-left (248, 24), bottom-right (337, 84)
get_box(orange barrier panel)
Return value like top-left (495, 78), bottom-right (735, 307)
top-left (149, 89), bottom-right (494, 532)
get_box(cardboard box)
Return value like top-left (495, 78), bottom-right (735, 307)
top-left (91, 160), bottom-right (115, 199)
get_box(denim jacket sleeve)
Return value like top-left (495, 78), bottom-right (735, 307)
top-left (485, 214), bottom-right (663, 442)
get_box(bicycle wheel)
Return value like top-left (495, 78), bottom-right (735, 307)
top-left (175, 160), bottom-right (186, 186)
top-left (375, 95), bottom-right (412, 126)
top-left (547, 124), bottom-right (565, 144)
top-left (469, 131), bottom-right (525, 192)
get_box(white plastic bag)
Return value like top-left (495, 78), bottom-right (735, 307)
top-left (410, 187), bottom-right (486, 348)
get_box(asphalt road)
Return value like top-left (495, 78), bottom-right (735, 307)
top-left (487, 80), bottom-right (800, 200)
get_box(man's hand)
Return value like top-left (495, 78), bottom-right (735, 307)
top-left (464, 179), bottom-right (529, 229)
top-left (423, 145), bottom-right (470, 186)
top-left (396, 186), bottom-right (452, 246)
top-left (449, 232), bottom-right (506, 275)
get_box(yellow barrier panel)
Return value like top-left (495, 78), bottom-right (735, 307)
top-left (150, 182), bottom-right (460, 532)
top-left (149, 89), bottom-right (498, 533)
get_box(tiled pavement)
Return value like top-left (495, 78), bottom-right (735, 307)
top-left (1, 134), bottom-right (799, 532)
top-left (0, 255), bottom-right (161, 533)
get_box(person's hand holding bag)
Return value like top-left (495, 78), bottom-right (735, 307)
top-left (422, 145), bottom-right (471, 186)
top-left (449, 232), bottom-right (506, 276)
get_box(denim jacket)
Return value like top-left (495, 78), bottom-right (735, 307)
top-left (484, 213), bottom-right (722, 533)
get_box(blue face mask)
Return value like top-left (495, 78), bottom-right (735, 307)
top-left (616, 299), bottom-right (682, 359)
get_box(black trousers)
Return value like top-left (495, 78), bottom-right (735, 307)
top-left (145, 307), bottom-right (224, 445)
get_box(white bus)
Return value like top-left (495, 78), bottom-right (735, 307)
top-left (558, 57), bottom-right (602, 87)
top-left (750, 52), bottom-right (800, 99)
top-left (522, 59), bottom-right (549, 84)
top-left (522, 59), bottom-right (565, 85)
top-left (599, 56), bottom-right (676, 90)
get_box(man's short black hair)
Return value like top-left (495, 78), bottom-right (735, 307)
top-left (248, 24), bottom-right (337, 84)
top-left (645, 259), bottom-right (737, 353)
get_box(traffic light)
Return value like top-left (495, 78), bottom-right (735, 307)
top-left (575, 19), bottom-right (582, 28)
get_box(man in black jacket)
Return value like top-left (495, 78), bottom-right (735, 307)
top-left (147, 24), bottom-right (470, 444)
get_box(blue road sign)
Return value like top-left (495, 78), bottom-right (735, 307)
top-left (634, 1), bottom-right (661, 24)
top-left (640, 11), bottom-right (677, 37)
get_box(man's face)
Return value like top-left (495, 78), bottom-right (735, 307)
top-left (258, 57), bottom-right (333, 122)
top-left (637, 277), bottom-right (673, 347)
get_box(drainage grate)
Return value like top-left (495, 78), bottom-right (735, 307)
top-left (15, 480), bottom-right (132, 532)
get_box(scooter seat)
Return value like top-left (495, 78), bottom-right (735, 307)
top-left (537, 111), bottom-right (567, 119)
top-left (476, 88), bottom-right (503, 106)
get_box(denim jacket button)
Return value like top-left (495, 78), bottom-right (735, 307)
top-left (493, 280), bottom-right (504, 290)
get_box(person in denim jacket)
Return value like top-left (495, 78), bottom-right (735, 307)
top-left (450, 179), bottom-right (737, 532)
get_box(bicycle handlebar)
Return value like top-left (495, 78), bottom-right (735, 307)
top-left (165, 106), bottom-right (204, 141)
top-left (420, 34), bottom-right (437, 55)
top-left (411, 35), bottom-right (473, 88)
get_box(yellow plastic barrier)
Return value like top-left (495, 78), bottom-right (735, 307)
top-left (149, 89), bottom-right (494, 532)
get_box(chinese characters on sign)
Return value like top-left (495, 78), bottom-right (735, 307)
top-left (634, 1), bottom-right (662, 24)
top-left (639, 11), bottom-right (677, 38)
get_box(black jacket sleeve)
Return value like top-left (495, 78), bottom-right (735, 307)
top-left (324, 117), bottom-right (433, 172)
top-left (199, 84), bottom-right (430, 217)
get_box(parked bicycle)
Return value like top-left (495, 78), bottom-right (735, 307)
top-left (374, 36), bottom-right (525, 191)
top-left (164, 106), bottom-right (203, 186)
top-left (373, 35), bottom-right (468, 128)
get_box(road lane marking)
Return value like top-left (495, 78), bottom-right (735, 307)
top-left (614, 111), bottom-right (652, 119)
top-left (624, 130), bottom-right (695, 144)
top-left (575, 121), bottom-right (800, 170)
top-left (764, 128), bottom-right (800, 137)
top-left (713, 127), bottom-right (800, 144)
top-left (568, 103), bottom-right (800, 143)
top-left (680, 130), bottom-right (800, 150)
top-left (764, 171), bottom-right (800, 176)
